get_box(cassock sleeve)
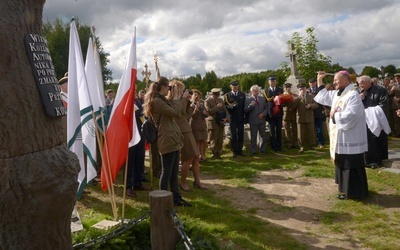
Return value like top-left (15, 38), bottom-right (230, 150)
top-left (314, 88), bottom-right (335, 107)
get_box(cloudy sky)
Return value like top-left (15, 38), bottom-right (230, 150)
top-left (43, 0), bottom-right (400, 82)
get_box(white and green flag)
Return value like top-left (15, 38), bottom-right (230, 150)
top-left (67, 20), bottom-right (97, 194)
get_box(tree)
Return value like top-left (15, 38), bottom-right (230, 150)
top-left (202, 71), bottom-right (219, 94)
top-left (329, 63), bottom-right (345, 74)
top-left (239, 75), bottom-right (252, 93)
top-left (384, 64), bottom-right (397, 77)
top-left (43, 18), bottom-right (112, 83)
top-left (0, 0), bottom-right (79, 248)
top-left (286, 27), bottom-right (332, 81)
top-left (347, 67), bottom-right (356, 75)
top-left (183, 74), bottom-right (203, 94)
top-left (361, 66), bottom-right (381, 77)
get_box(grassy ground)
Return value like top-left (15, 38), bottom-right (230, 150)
top-left (73, 138), bottom-right (400, 249)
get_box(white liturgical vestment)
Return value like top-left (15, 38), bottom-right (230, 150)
top-left (364, 106), bottom-right (391, 137)
top-left (314, 84), bottom-right (368, 158)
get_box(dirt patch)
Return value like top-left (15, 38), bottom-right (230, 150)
top-left (204, 169), bottom-right (368, 249)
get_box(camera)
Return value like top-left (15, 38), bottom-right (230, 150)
top-left (188, 90), bottom-right (193, 95)
top-left (168, 85), bottom-right (173, 91)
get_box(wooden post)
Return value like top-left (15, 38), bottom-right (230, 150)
top-left (149, 190), bottom-right (180, 250)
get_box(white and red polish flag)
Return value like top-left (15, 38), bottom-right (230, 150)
top-left (100, 29), bottom-right (140, 191)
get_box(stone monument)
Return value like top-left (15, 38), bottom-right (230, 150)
top-left (285, 42), bottom-right (306, 90)
top-left (0, 1), bottom-right (79, 249)
top-left (141, 63), bottom-right (151, 91)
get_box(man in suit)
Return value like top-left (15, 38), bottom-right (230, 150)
top-left (225, 81), bottom-right (246, 157)
top-left (244, 85), bottom-right (268, 155)
top-left (263, 76), bottom-right (284, 152)
top-left (292, 83), bottom-right (318, 152)
top-left (205, 88), bottom-right (228, 159)
top-left (308, 78), bottom-right (325, 149)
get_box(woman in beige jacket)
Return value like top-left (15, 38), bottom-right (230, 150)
top-left (169, 81), bottom-right (207, 191)
top-left (143, 77), bottom-right (191, 207)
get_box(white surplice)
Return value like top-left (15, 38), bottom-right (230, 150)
top-left (314, 84), bottom-right (368, 158)
top-left (364, 106), bottom-right (391, 137)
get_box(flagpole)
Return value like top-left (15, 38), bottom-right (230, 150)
top-left (121, 151), bottom-right (129, 224)
top-left (101, 113), bottom-right (119, 221)
top-left (94, 111), bottom-right (118, 220)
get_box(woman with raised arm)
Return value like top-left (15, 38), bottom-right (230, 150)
top-left (168, 81), bottom-right (207, 191)
top-left (143, 77), bottom-right (191, 207)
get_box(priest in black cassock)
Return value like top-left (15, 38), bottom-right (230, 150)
top-left (315, 71), bottom-right (369, 200)
top-left (359, 75), bottom-right (390, 168)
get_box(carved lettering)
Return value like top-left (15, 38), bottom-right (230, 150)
top-left (25, 33), bottom-right (66, 117)
top-left (55, 106), bottom-right (67, 116)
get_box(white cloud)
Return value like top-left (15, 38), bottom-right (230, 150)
top-left (43, 0), bottom-right (400, 81)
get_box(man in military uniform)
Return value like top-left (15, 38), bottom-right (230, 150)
top-left (225, 81), bottom-right (246, 157)
top-left (205, 88), bottom-right (228, 159)
top-left (263, 76), bottom-right (284, 152)
top-left (282, 82), bottom-right (298, 149)
top-left (292, 83), bottom-right (318, 152)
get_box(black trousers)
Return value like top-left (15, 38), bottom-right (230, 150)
top-left (127, 138), bottom-right (145, 189)
top-left (364, 129), bottom-right (388, 166)
top-left (230, 121), bottom-right (244, 154)
top-left (160, 150), bottom-right (181, 203)
top-left (269, 117), bottom-right (282, 151)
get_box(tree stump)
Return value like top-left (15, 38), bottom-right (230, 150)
top-left (0, 0), bottom-right (80, 249)
top-left (149, 190), bottom-right (180, 250)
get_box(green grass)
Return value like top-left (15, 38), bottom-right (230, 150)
top-left (73, 138), bottom-right (400, 249)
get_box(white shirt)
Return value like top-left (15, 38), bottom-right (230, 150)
top-left (314, 84), bottom-right (368, 155)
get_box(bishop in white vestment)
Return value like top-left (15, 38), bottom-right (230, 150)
top-left (314, 71), bottom-right (369, 199)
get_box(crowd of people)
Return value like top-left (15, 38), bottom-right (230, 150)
top-left (59, 70), bottom-right (400, 205)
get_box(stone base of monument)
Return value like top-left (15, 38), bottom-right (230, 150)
top-left (92, 220), bottom-right (122, 230)
top-left (381, 149), bottom-right (400, 174)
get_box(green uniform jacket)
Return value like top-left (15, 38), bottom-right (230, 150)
top-left (152, 95), bottom-right (184, 155)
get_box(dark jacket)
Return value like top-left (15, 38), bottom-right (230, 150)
top-left (135, 99), bottom-right (144, 137)
top-left (225, 91), bottom-right (246, 123)
top-left (361, 84), bottom-right (388, 116)
top-left (263, 87), bottom-right (284, 118)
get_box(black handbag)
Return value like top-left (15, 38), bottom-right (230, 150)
top-left (215, 110), bottom-right (226, 126)
top-left (141, 116), bottom-right (161, 144)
